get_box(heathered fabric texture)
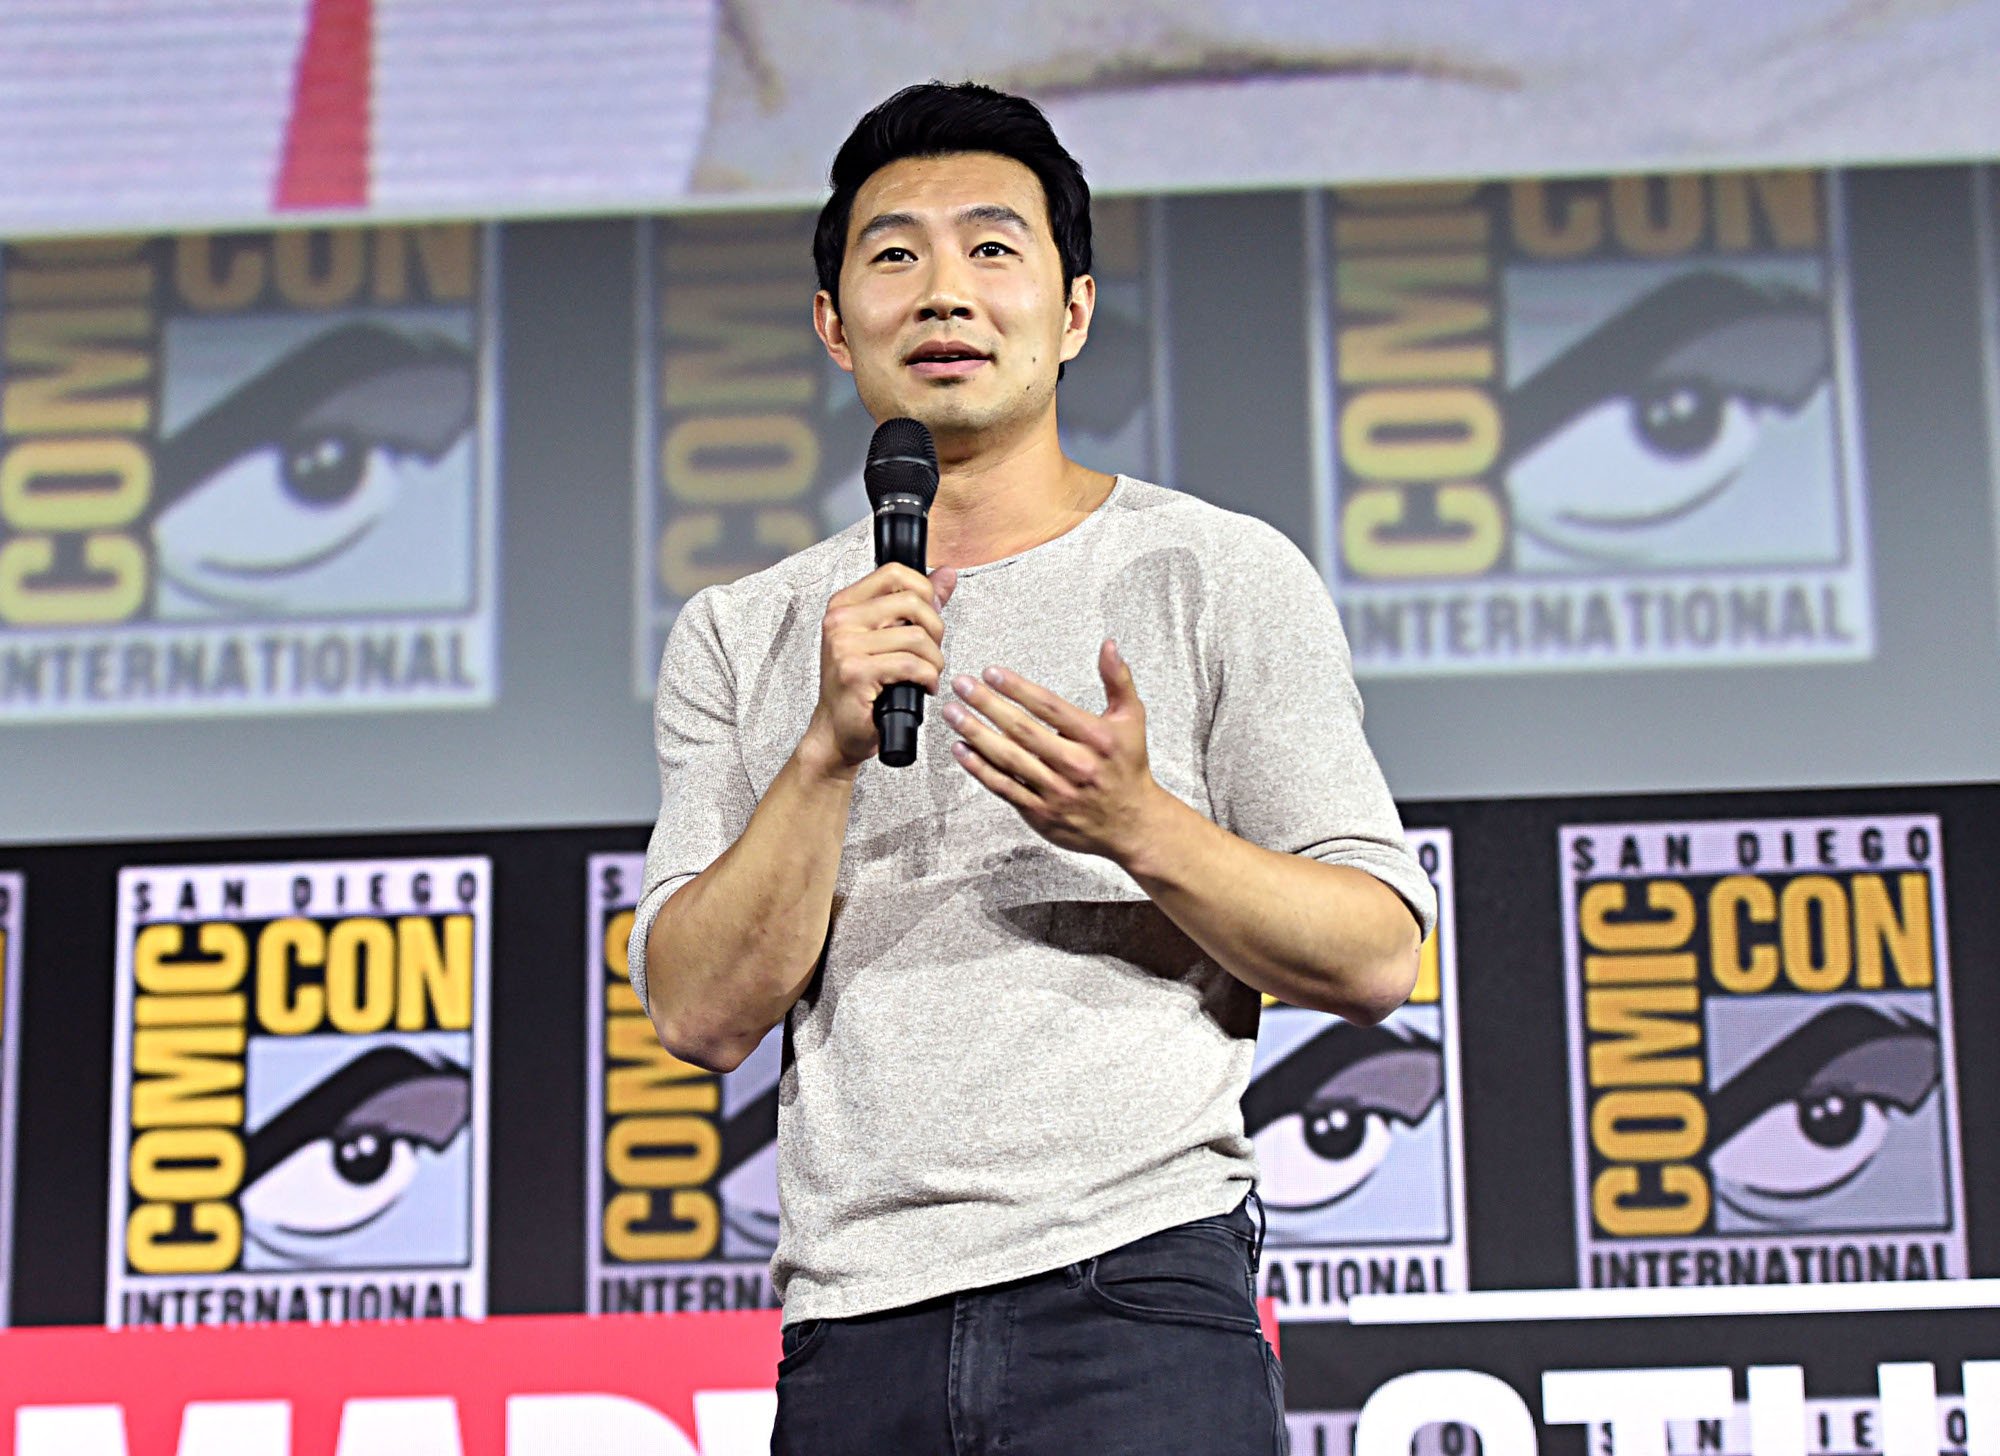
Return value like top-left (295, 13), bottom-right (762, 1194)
top-left (629, 476), bottom-right (1435, 1322)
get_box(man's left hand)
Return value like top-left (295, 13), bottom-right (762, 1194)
top-left (940, 638), bottom-right (1163, 862)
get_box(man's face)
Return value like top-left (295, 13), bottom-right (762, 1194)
top-left (816, 151), bottom-right (1092, 445)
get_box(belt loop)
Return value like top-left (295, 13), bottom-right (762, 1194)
top-left (1247, 1185), bottom-right (1267, 1275)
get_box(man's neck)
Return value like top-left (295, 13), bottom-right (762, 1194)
top-left (925, 421), bottom-right (1116, 569)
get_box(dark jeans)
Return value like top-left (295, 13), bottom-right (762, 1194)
top-left (770, 1194), bottom-right (1288, 1455)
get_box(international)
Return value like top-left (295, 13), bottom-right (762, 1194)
top-left (0, 625), bottom-right (481, 712)
top-left (1263, 1252), bottom-right (1453, 1310)
top-left (120, 1277), bottom-right (468, 1328)
top-left (1345, 580), bottom-right (1862, 667)
top-left (597, 1268), bottom-right (780, 1314)
top-left (1590, 1238), bottom-right (1954, 1288)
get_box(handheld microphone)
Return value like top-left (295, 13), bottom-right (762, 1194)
top-left (863, 417), bottom-right (939, 769)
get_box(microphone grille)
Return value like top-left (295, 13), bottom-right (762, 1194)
top-left (864, 417), bottom-right (939, 509)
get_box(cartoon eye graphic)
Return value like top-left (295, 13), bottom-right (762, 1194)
top-left (1503, 271), bottom-right (1830, 565)
top-left (1263, 1104), bottom-right (1396, 1206)
top-left (1633, 379), bottom-right (1726, 458)
top-left (1242, 1022), bottom-right (1444, 1212)
top-left (1708, 1005), bottom-right (1938, 1210)
top-left (152, 322), bottom-right (474, 611)
top-left (247, 1133), bottom-right (421, 1236)
top-left (241, 1047), bottom-right (470, 1245)
top-left (281, 431), bottom-right (371, 509)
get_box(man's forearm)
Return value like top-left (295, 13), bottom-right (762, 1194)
top-left (1117, 789), bottom-right (1422, 1023)
top-left (644, 736), bottom-right (857, 1071)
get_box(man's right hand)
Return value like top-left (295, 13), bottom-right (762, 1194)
top-left (803, 562), bottom-right (958, 773)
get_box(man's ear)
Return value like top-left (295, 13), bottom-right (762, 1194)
top-left (814, 290), bottom-right (855, 375)
top-left (1058, 272), bottom-right (1096, 365)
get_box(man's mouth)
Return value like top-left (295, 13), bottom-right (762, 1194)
top-left (905, 342), bottom-right (991, 379)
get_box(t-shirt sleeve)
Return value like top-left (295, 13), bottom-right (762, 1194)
top-left (626, 588), bottom-right (756, 1013)
top-left (1201, 520), bottom-right (1437, 940)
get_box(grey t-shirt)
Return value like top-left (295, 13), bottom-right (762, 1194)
top-left (629, 476), bottom-right (1436, 1322)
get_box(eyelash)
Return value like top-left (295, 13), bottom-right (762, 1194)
top-left (872, 243), bottom-right (1016, 264)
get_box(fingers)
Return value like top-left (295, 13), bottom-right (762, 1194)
top-left (1098, 639), bottom-right (1138, 713)
top-left (968, 666), bottom-right (1114, 758)
top-left (871, 629), bottom-right (944, 691)
top-left (815, 562), bottom-right (955, 766)
top-left (834, 647), bottom-right (942, 698)
top-left (826, 585), bottom-right (945, 645)
top-left (828, 560), bottom-right (928, 600)
top-left (870, 652), bottom-right (944, 694)
top-left (828, 564), bottom-right (958, 643)
top-left (930, 565), bottom-right (959, 608)
top-left (829, 562), bottom-right (939, 612)
top-left (829, 626), bottom-right (943, 690)
top-left (946, 675), bottom-right (1096, 786)
top-left (949, 736), bottom-right (1044, 815)
top-left (942, 696), bottom-right (1059, 793)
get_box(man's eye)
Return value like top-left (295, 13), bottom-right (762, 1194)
top-left (973, 242), bottom-right (1015, 257)
top-left (873, 247), bottom-right (915, 264)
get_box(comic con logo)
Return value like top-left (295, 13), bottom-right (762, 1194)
top-left (1241, 830), bottom-right (1465, 1317)
top-left (635, 200), bottom-right (1163, 692)
top-left (635, 211), bottom-right (826, 695)
top-left (1321, 171), bottom-right (1871, 673)
top-left (0, 227), bottom-right (495, 717)
top-left (1561, 816), bottom-right (1964, 1288)
top-left (586, 854), bottom-right (779, 1313)
top-left (108, 858), bottom-right (491, 1327)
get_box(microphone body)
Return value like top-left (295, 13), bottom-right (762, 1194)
top-left (863, 418), bottom-right (940, 769)
top-left (871, 502), bottom-right (928, 767)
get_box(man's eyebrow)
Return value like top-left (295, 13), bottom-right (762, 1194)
top-left (957, 203), bottom-right (1033, 234)
top-left (854, 204), bottom-right (1036, 249)
top-left (855, 210), bottom-right (920, 247)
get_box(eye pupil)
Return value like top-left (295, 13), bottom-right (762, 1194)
top-left (334, 1129), bottom-right (394, 1186)
top-left (1633, 380), bottom-right (1724, 459)
top-left (1304, 1104), bottom-right (1368, 1161)
top-left (283, 432), bottom-right (367, 507)
top-left (1797, 1091), bottom-right (1864, 1149)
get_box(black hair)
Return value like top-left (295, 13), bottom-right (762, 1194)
top-left (813, 81), bottom-right (1091, 313)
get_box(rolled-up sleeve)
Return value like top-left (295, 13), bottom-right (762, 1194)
top-left (1201, 520), bottom-right (1436, 940)
top-left (627, 589), bottom-right (756, 1014)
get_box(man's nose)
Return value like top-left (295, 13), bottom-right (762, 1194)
top-left (915, 251), bottom-right (976, 321)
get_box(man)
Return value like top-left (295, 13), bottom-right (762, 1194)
top-left (630, 81), bottom-right (1434, 1454)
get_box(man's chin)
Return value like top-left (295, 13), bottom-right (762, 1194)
top-left (862, 377), bottom-right (1045, 441)
top-left (896, 395), bottom-right (1001, 438)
